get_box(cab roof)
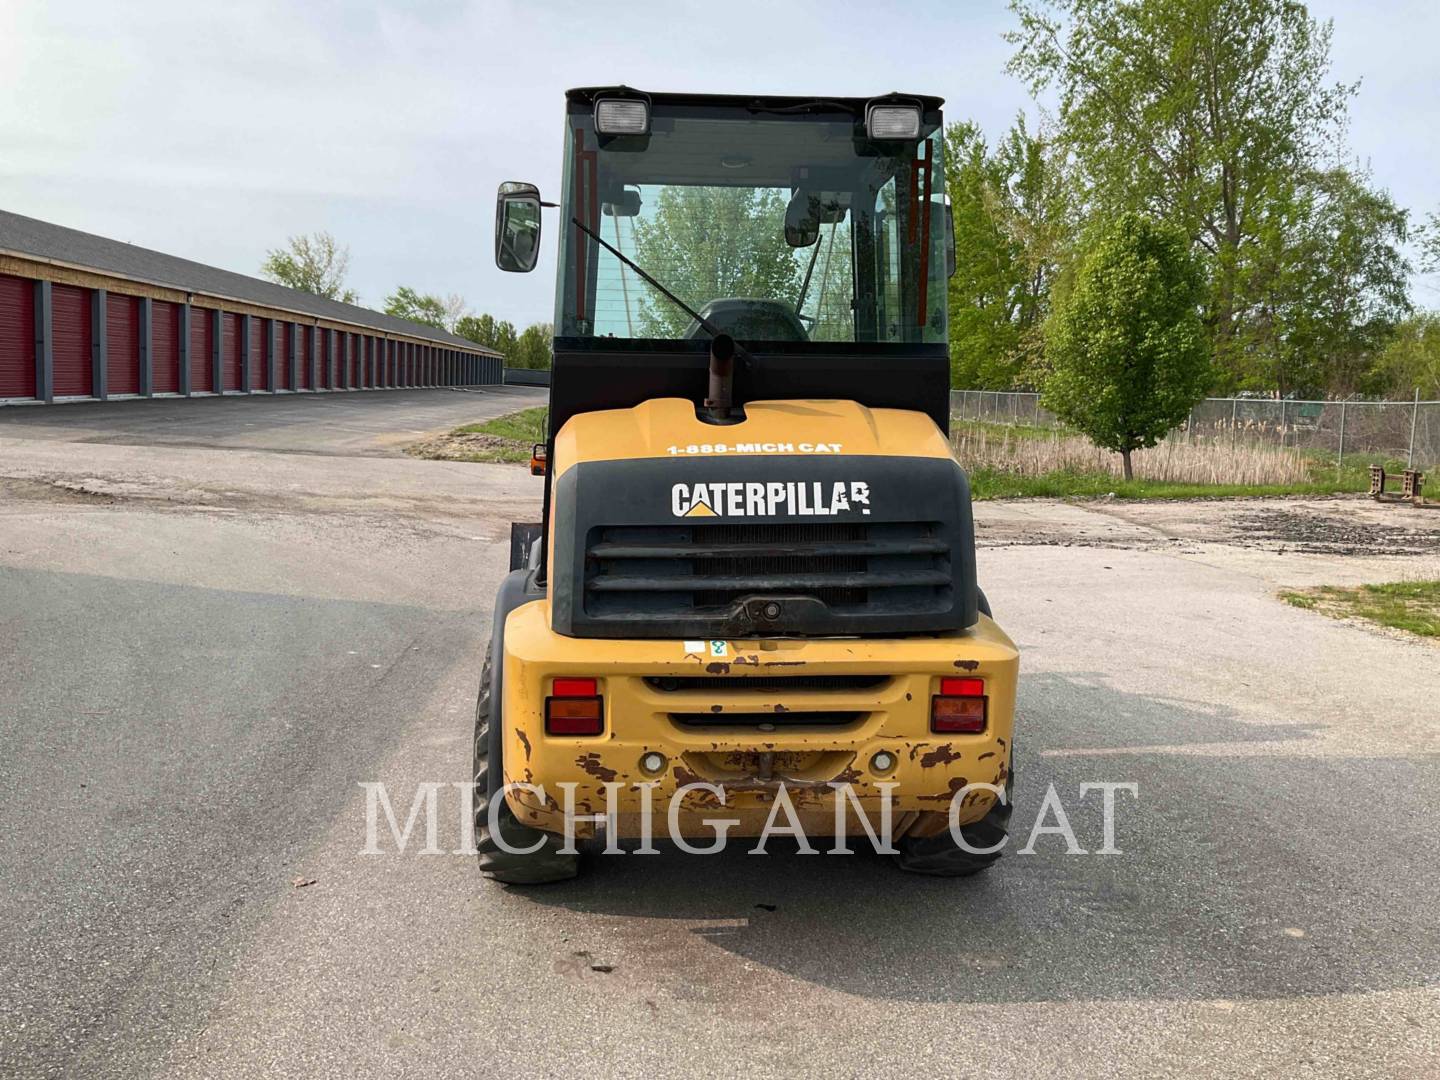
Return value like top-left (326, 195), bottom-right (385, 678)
top-left (564, 86), bottom-right (945, 114)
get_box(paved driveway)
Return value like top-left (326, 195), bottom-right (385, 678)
top-left (2, 392), bottom-right (1437, 1078)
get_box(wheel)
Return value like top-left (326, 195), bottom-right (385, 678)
top-left (893, 767), bottom-right (1013, 878)
top-left (473, 641), bottom-right (580, 885)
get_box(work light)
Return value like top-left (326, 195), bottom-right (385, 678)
top-left (865, 102), bottom-right (922, 140)
top-left (594, 97), bottom-right (650, 135)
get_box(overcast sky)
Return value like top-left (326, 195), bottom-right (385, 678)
top-left (2, 0), bottom-right (1436, 327)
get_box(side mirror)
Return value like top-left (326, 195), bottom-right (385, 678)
top-left (495, 181), bottom-right (542, 273)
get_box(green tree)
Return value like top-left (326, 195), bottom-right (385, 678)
top-left (1007, 0), bottom-right (1356, 381)
top-left (456, 313), bottom-right (498, 349)
top-left (1374, 313), bottom-right (1440, 400)
top-left (511, 323), bottom-right (554, 369)
top-left (945, 116), bottom-right (1070, 389)
top-left (455, 312), bottom-right (520, 359)
top-left (260, 231), bottom-right (357, 303)
top-left (492, 319), bottom-right (519, 358)
top-left (1043, 214), bottom-right (1210, 479)
top-left (631, 187), bottom-right (800, 336)
top-left (384, 286), bottom-right (448, 330)
top-left (1238, 168), bottom-right (1410, 397)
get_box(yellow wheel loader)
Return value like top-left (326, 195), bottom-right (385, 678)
top-left (478, 88), bottom-right (1018, 883)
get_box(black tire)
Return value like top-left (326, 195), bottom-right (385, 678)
top-left (473, 642), bottom-right (580, 885)
top-left (893, 768), bottom-right (1013, 878)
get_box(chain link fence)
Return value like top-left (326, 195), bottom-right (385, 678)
top-left (951, 390), bottom-right (1440, 471)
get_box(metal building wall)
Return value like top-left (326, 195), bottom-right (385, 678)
top-left (1, 263), bottom-right (502, 407)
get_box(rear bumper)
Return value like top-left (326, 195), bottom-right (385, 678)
top-left (500, 599), bottom-right (1018, 839)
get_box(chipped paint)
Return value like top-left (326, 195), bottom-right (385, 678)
top-left (919, 744), bottom-right (962, 768)
top-left (575, 753), bottom-right (619, 783)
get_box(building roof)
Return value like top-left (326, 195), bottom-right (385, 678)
top-left (0, 208), bottom-right (501, 355)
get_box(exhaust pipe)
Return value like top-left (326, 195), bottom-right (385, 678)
top-left (704, 333), bottom-right (736, 422)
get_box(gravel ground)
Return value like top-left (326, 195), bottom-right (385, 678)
top-left (2, 392), bottom-right (1438, 1079)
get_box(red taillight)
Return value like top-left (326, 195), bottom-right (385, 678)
top-left (931, 677), bottom-right (986, 734)
top-left (546, 677), bottom-right (603, 736)
top-left (552, 677), bottom-right (598, 698)
top-left (940, 677), bottom-right (985, 697)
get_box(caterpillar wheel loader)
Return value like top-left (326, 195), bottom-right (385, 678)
top-left (478, 87), bottom-right (1018, 883)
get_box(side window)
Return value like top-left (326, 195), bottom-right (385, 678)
top-left (801, 216), bottom-right (855, 342)
top-left (874, 177), bottom-right (903, 343)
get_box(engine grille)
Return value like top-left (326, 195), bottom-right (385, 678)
top-left (583, 521), bottom-right (952, 629)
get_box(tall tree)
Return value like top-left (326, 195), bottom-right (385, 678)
top-left (1007, 0), bottom-right (1356, 379)
top-left (456, 313), bottom-right (498, 349)
top-left (1043, 214), bottom-right (1210, 479)
top-left (945, 116), bottom-right (1069, 389)
top-left (440, 293), bottom-right (470, 332)
top-left (511, 323), bottom-right (554, 369)
top-left (1239, 168), bottom-right (1410, 396)
top-left (1373, 313), bottom-right (1440, 401)
top-left (630, 187), bottom-right (800, 336)
top-left (384, 286), bottom-right (448, 330)
top-left (260, 231), bottom-right (357, 303)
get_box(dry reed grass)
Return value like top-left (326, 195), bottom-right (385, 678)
top-left (951, 426), bottom-right (1318, 485)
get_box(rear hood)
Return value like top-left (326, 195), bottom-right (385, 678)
top-left (552, 398), bottom-right (954, 474)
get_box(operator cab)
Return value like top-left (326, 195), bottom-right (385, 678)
top-left (495, 87), bottom-right (956, 435)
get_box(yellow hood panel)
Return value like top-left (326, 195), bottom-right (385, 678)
top-left (552, 398), bottom-right (953, 474)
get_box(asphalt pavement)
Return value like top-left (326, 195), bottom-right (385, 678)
top-left (2, 389), bottom-right (1438, 1078)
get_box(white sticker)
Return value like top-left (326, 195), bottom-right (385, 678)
top-left (683, 640), bottom-right (705, 655)
top-left (709, 640), bottom-right (728, 658)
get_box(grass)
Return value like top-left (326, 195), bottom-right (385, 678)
top-left (454, 407), bottom-right (549, 443)
top-left (967, 468), bottom-right (1360, 501)
top-left (1280, 581), bottom-right (1440, 639)
top-left (407, 406), bottom-right (548, 464)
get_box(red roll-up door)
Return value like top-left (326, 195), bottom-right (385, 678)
top-left (221, 313), bottom-right (241, 390)
top-left (296, 326), bottom-right (310, 389)
top-left (318, 331), bottom-right (330, 388)
top-left (106, 293), bottom-right (141, 395)
top-left (248, 318), bottom-right (266, 390)
top-left (276, 322), bottom-right (292, 389)
top-left (190, 308), bottom-right (214, 392)
top-left (350, 334), bottom-right (360, 387)
top-left (151, 300), bottom-right (180, 393)
top-left (53, 284), bottom-right (93, 397)
top-left (0, 274), bottom-right (36, 399)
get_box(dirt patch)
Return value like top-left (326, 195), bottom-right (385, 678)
top-left (1230, 508), bottom-right (1440, 557)
top-left (404, 432), bottom-right (528, 464)
top-left (0, 476), bottom-right (120, 505)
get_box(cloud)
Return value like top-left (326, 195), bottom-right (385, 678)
top-left (1, 0), bottom-right (1433, 321)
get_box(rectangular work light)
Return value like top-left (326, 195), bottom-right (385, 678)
top-left (594, 97), bottom-right (650, 135)
top-left (931, 676), bottom-right (986, 734)
top-left (865, 102), bottom-right (922, 140)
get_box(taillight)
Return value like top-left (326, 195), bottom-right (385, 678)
top-left (545, 677), bottom-right (603, 736)
top-left (931, 676), bottom-right (986, 733)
